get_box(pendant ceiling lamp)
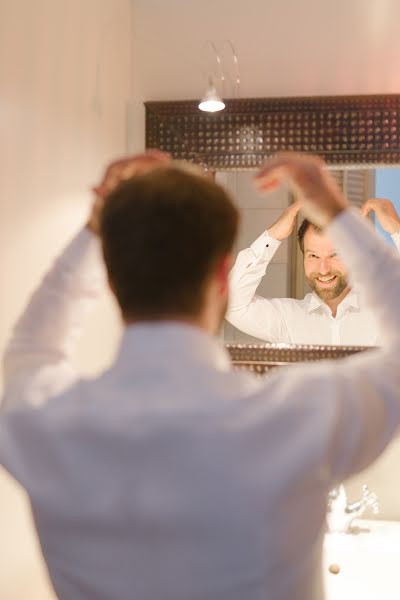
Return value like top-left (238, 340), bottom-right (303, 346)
top-left (198, 40), bottom-right (240, 113)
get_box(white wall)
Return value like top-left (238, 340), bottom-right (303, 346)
top-left (0, 1), bottom-right (132, 596)
top-left (129, 0), bottom-right (400, 102)
top-left (0, 0), bottom-right (133, 385)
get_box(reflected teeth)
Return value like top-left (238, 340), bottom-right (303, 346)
top-left (318, 276), bottom-right (335, 283)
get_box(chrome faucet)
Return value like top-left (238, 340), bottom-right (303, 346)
top-left (327, 484), bottom-right (380, 533)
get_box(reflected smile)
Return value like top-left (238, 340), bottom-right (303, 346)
top-left (307, 271), bottom-right (348, 301)
top-left (316, 276), bottom-right (337, 286)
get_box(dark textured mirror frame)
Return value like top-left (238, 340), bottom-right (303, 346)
top-left (146, 95), bottom-right (400, 169)
top-left (225, 343), bottom-right (370, 375)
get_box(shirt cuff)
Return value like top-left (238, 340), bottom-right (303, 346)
top-left (250, 230), bottom-right (281, 259)
top-left (391, 231), bottom-right (400, 249)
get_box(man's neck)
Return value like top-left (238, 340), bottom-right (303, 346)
top-left (325, 286), bottom-right (351, 318)
top-left (123, 312), bottom-right (218, 336)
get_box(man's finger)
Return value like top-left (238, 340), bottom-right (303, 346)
top-left (105, 151), bottom-right (170, 178)
top-left (94, 151), bottom-right (172, 199)
top-left (255, 176), bottom-right (281, 192)
top-left (360, 204), bottom-right (372, 216)
top-left (254, 165), bottom-right (296, 193)
top-left (289, 200), bottom-right (303, 211)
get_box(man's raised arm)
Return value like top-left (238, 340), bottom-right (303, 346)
top-left (2, 151), bottom-right (169, 410)
top-left (361, 197), bottom-right (400, 251)
top-left (226, 202), bottom-right (301, 342)
top-left (255, 155), bottom-right (400, 484)
top-left (2, 221), bottom-right (105, 411)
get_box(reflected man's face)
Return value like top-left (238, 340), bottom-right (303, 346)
top-left (303, 227), bottom-right (349, 302)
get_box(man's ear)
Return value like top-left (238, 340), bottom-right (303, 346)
top-left (215, 254), bottom-right (233, 296)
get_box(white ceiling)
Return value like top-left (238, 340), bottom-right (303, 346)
top-left (131, 0), bottom-right (400, 101)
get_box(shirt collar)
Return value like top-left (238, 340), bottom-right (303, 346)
top-left (305, 292), bottom-right (325, 314)
top-left (338, 288), bottom-right (360, 310)
top-left (304, 289), bottom-right (360, 314)
top-left (115, 322), bottom-right (231, 373)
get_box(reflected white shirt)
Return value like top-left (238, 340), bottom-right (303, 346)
top-left (2, 213), bottom-right (400, 600)
top-left (226, 229), bottom-right (400, 345)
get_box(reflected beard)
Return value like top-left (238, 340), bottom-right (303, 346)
top-left (306, 271), bottom-right (349, 302)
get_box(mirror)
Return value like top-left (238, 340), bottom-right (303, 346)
top-left (221, 167), bottom-right (380, 342)
top-left (146, 97), bottom-right (400, 521)
top-left (219, 166), bottom-right (400, 345)
top-left (146, 96), bottom-right (400, 346)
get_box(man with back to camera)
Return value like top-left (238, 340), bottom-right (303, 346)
top-left (2, 151), bottom-right (400, 600)
top-left (226, 195), bottom-right (400, 345)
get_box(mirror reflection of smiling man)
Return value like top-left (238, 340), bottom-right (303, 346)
top-left (298, 217), bottom-right (349, 317)
top-left (226, 198), bottom-right (400, 345)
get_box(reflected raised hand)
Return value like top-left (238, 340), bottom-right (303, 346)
top-left (267, 201), bottom-right (302, 241)
top-left (361, 198), bottom-right (400, 234)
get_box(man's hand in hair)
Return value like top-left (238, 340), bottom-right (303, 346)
top-left (267, 201), bottom-right (302, 241)
top-left (254, 153), bottom-right (348, 228)
top-left (87, 150), bottom-right (170, 234)
top-left (361, 198), bottom-right (400, 234)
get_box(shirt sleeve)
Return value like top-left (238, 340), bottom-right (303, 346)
top-left (2, 228), bottom-right (106, 411)
top-left (276, 210), bottom-right (400, 484)
top-left (390, 230), bottom-right (400, 252)
top-left (225, 231), bottom-right (289, 342)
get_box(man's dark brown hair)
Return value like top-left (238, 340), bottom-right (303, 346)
top-left (100, 165), bottom-right (239, 320)
top-left (297, 219), bottom-right (322, 253)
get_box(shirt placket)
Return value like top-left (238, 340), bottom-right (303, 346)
top-left (330, 317), bottom-right (341, 345)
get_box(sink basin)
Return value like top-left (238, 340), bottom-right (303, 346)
top-left (324, 519), bottom-right (400, 599)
